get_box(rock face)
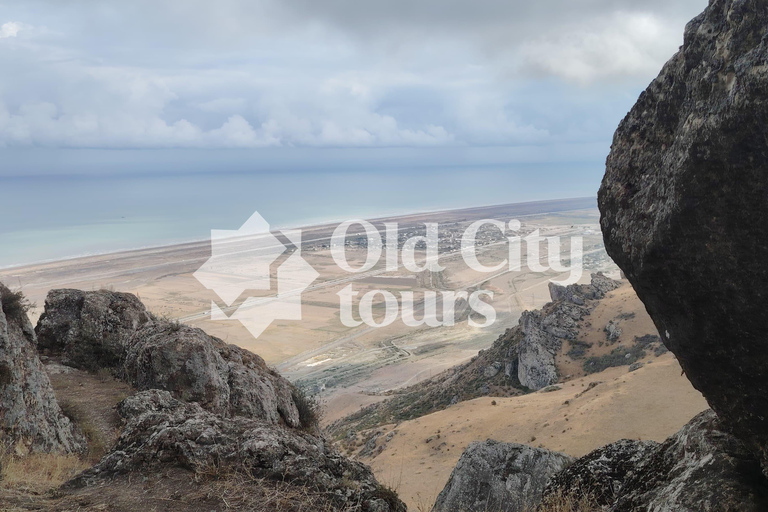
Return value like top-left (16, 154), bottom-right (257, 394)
top-left (432, 440), bottom-right (573, 512)
top-left (0, 284), bottom-right (85, 455)
top-left (546, 411), bottom-right (768, 511)
top-left (69, 389), bottom-right (405, 512)
top-left (544, 439), bottom-right (659, 507)
top-left (599, 0), bottom-right (768, 473)
top-left (517, 273), bottom-right (620, 390)
top-left (36, 289), bottom-right (304, 428)
top-left (36, 289), bottom-right (151, 371)
top-left (123, 322), bottom-right (302, 427)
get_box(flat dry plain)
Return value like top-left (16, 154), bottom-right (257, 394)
top-left (0, 198), bottom-right (618, 421)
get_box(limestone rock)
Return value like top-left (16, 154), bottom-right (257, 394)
top-left (432, 440), bottom-right (573, 512)
top-left (122, 322), bottom-right (302, 427)
top-left (614, 410), bottom-right (768, 511)
top-left (544, 439), bottom-right (659, 507)
top-left (545, 411), bottom-right (768, 511)
top-left (36, 289), bottom-right (151, 371)
top-left (68, 389), bottom-right (405, 512)
top-left (517, 273), bottom-right (620, 390)
top-left (0, 284), bottom-right (85, 456)
top-left (599, 0), bottom-right (768, 473)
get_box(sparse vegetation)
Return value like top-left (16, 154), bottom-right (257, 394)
top-left (292, 386), bottom-right (322, 430)
top-left (566, 340), bottom-right (592, 360)
top-left (59, 399), bottom-right (108, 462)
top-left (583, 344), bottom-right (646, 374)
top-left (0, 287), bottom-right (33, 321)
top-left (0, 453), bottom-right (89, 492)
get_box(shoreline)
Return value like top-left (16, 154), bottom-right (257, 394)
top-left (1, 196), bottom-right (594, 273)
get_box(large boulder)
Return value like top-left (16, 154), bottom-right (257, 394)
top-left (68, 389), bottom-right (405, 512)
top-left (599, 0), bottom-right (768, 473)
top-left (546, 411), bottom-right (768, 511)
top-left (36, 289), bottom-right (151, 371)
top-left (35, 289), bottom-right (305, 428)
top-left (432, 440), bottom-right (573, 512)
top-left (122, 322), bottom-right (303, 428)
top-left (0, 284), bottom-right (85, 456)
top-left (544, 439), bottom-right (659, 507)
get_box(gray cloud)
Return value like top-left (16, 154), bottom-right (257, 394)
top-left (0, 0), bottom-right (708, 150)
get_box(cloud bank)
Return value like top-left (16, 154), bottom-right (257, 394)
top-left (0, 0), bottom-right (707, 149)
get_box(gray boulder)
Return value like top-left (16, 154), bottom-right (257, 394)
top-left (122, 322), bottom-right (303, 427)
top-left (545, 411), bottom-right (768, 511)
top-left (599, 0), bottom-right (768, 474)
top-left (0, 284), bottom-right (85, 456)
top-left (432, 440), bottom-right (573, 512)
top-left (614, 410), bottom-right (768, 511)
top-left (35, 289), bottom-right (305, 428)
top-left (544, 439), bottom-right (659, 507)
top-left (68, 389), bottom-right (405, 512)
top-left (36, 289), bottom-right (151, 371)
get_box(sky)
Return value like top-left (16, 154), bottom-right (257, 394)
top-left (0, 0), bottom-right (708, 178)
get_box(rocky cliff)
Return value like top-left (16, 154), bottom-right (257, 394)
top-left (0, 284), bottom-right (85, 456)
top-left (599, 0), bottom-right (768, 476)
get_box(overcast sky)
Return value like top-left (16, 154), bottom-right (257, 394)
top-left (0, 0), bottom-right (707, 176)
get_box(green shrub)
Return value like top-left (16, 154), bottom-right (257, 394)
top-left (0, 287), bottom-right (33, 320)
top-left (292, 386), bottom-right (321, 430)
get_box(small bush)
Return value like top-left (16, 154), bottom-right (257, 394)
top-left (292, 387), bottom-right (321, 430)
top-left (566, 340), bottom-right (592, 360)
top-left (0, 287), bottom-right (33, 320)
top-left (583, 344), bottom-right (646, 374)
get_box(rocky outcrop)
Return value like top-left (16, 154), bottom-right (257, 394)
top-left (69, 389), bottom-right (405, 512)
top-left (36, 289), bottom-right (151, 371)
top-left (544, 439), bottom-right (659, 507)
top-left (545, 411), bottom-right (768, 511)
top-left (599, 0), bottom-right (768, 474)
top-left (123, 322), bottom-right (302, 427)
top-left (35, 289), bottom-right (304, 428)
top-left (517, 273), bottom-right (620, 390)
top-left (0, 284), bottom-right (85, 456)
top-left (432, 440), bottom-right (572, 512)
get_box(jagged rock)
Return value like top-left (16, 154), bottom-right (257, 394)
top-left (36, 290), bottom-right (304, 427)
top-left (431, 440), bottom-right (573, 512)
top-left (36, 289), bottom-right (151, 371)
top-left (599, 0), bottom-right (768, 474)
top-left (545, 411), bottom-right (768, 511)
top-left (615, 410), bottom-right (768, 511)
top-left (122, 322), bottom-right (302, 427)
top-left (517, 273), bottom-right (620, 390)
top-left (68, 390), bottom-right (405, 512)
top-left (604, 320), bottom-right (621, 342)
top-left (0, 284), bottom-right (85, 456)
top-left (544, 439), bottom-right (659, 507)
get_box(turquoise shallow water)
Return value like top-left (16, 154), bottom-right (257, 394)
top-left (0, 164), bottom-right (600, 268)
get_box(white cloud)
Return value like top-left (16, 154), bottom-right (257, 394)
top-left (0, 21), bottom-right (23, 39)
top-left (518, 12), bottom-right (681, 84)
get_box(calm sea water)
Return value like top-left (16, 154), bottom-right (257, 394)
top-left (0, 164), bottom-right (600, 268)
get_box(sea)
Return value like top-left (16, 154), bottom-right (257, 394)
top-left (0, 162), bottom-right (602, 269)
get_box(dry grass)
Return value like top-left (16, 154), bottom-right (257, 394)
top-left (58, 399), bottom-right (109, 463)
top-left (538, 490), bottom-right (603, 512)
top-left (0, 453), bottom-right (89, 492)
top-left (190, 464), bottom-right (374, 512)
